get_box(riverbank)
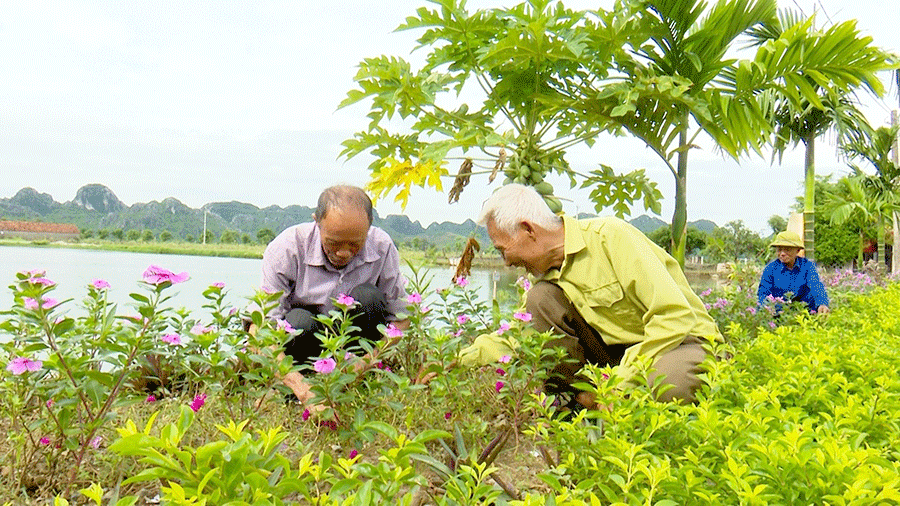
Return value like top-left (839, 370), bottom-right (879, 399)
top-left (0, 238), bottom-right (505, 267)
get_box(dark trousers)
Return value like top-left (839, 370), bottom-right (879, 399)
top-left (282, 283), bottom-right (388, 366)
top-left (526, 281), bottom-right (707, 403)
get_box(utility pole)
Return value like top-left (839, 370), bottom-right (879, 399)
top-left (202, 207), bottom-right (208, 245)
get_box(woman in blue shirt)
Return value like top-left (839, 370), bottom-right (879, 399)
top-left (757, 231), bottom-right (830, 314)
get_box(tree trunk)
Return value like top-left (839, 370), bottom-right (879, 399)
top-left (877, 215), bottom-right (886, 269)
top-left (892, 111), bottom-right (899, 275)
top-left (670, 115), bottom-right (689, 269)
top-left (803, 134), bottom-right (816, 262)
top-left (858, 229), bottom-right (865, 268)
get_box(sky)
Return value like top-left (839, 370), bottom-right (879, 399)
top-left (1, 0), bottom-right (897, 235)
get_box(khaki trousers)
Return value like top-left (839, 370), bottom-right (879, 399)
top-left (525, 281), bottom-right (707, 403)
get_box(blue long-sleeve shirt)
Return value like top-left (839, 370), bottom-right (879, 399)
top-left (757, 256), bottom-right (830, 312)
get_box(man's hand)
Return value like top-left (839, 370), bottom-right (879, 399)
top-left (282, 371), bottom-right (315, 403)
top-left (817, 304), bottom-right (831, 315)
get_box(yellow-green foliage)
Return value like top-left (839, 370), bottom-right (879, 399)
top-left (537, 284), bottom-right (900, 504)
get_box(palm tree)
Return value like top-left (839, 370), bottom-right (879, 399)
top-left (822, 175), bottom-right (883, 267)
top-left (840, 125), bottom-right (900, 269)
top-left (581, 0), bottom-right (894, 266)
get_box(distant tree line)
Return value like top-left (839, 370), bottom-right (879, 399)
top-left (79, 227), bottom-right (280, 246)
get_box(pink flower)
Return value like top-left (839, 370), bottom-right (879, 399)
top-left (496, 368), bottom-right (506, 376)
top-left (319, 419), bottom-right (338, 431)
top-left (517, 276), bottom-right (532, 291)
top-left (190, 324), bottom-right (213, 335)
top-left (456, 314), bottom-right (470, 325)
top-left (41, 297), bottom-right (59, 309)
top-left (455, 277), bottom-right (469, 287)
top-left (211, 282), bottom-right (225, 289)
top-left (385, 323), bottom-right (404, 338)
top-left (277, 319), bottom-right (295, 333)
top-left (189, 393), bottom-right (207, 412)
top-left (23, 297), bottom-right (39, 310)
top-left (407, 293), bottom-right (422, 304)
top-left (142, 265), bottom-right (189, 285)
top-left (453, 329), bottom-right (464, 337)
top-left (444, 411), bottom-right (452, 420)
top-left (90, 436), bottom-right (103, 449)
top-left (6, 356), bottom-right (43, 375)
top-left (498, 355), bottom-right (511, 364)
top-left (336, 293), bottom-right (356, 307)
top-left (495, 381), bottom-right (504, 393)
top-left (91, 279), bottom-right (111, 290)
top-left (344, 351), bottom-right (356, 361)
top-left (348, 449), bottom-right (359, 459)
top-left (46, 399), bottom-right (54, 408)
top-left (146, 395), bottom-right (157, 403)
top-left (745, 306), bottom-right (757, 315)
top-left (701, 288), bottom-right (713, 297)
top-left (27, 277), bottom-right (55, 287)
top-left (161, 333), bottom-right (183, 345)
top-left (302, 408), bottom-right (311, 421)
top-left (20, 269), bottom-right (46, 278)
top-left (513, 311), bottom-right (532, 322)
top-left (39, 437), bottom-right (50, 446)
top-left (768, 321), bottom-right (777, 329)
top-left (497, 322), bottom-right (511, 335)
top-left (314, 357), bottom-right (336, 374)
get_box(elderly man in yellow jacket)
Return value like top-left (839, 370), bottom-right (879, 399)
top-left (473, 184), bottom-right (722, 407)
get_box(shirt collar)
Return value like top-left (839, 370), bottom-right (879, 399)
top-left (541, 215), bottom-right (582, 283)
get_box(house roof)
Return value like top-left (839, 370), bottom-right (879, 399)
top-left (0, 220), bottom-right (80, 234)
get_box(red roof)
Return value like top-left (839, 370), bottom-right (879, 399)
top-left (0, 220), bottom-right (80, 234)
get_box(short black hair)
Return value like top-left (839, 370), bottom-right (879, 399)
top-left (315, 185), bottom-right (373, 225)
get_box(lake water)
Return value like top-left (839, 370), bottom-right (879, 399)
top-left (0, 245), bottom-right (519, 317)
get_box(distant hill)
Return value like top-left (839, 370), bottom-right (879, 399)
top-left (0, 185), bottom-right (716, 246)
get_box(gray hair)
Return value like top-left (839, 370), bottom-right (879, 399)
top-left (315, 185), bottom-right (373, 225)
top-left (476, 184), bottom-right (562, 235)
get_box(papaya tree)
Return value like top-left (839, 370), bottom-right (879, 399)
top-left (340, 0), bottom-right (665, 218)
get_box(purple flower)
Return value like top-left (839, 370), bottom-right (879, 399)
top-left (189, 393), bottom-right (207, 412)
top-left (517, 276), bottom-right (532, 291)
top-left (455, 276), bottom-right (469, 288)
top-left (314, 357), bottom-right (336, 374)
top-left (146, 395), bottom-right (157, 403)
top-left (513, 311), bottom-right (532, 322)
top-left (39, 437), bottom-right (50, 446)
top-left (161, 333), bottom-right (183, 345)
top-left (385, 323), bottom-right (404, 338)
top-left (498, 355), bottom-right (511, 364)
top-left (745, 306), bottom-right (757, 315)
top-left (302, 408), bottom-right (311, 421)
top-left (495, 381), bottom-right (504, 393)
top-left (211, 282), bottom-right (225, 289)
top-left (90, 436), bottom-right (103, 449)
top-left (143, 265), bottom-right (189, 285)
top-left (91, 279), bottom-right (111, 290)
top-left (336, 293), bottom-right (356, 307)
top-left (701, 288), bottom-right (713, 297)
top-left (497, 322), bottom-right (511, 335)
top-left (348, 449), bottom-right (359, 459)
top-left (456, 314), bottom-right (470, 325)
top-left (7, 356), bottom-right (43, 375)
top-left (344, 351), bottom-right (356, 361)
top-left (768, 321), bottom-right (777, 329)
top-left (444, 411), bottom-right (452, 420)
top-left (407, 293), bottom-right (422, 304)
top-left (496, 368), bottom-right (506, 376)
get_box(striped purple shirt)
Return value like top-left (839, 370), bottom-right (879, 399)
top-left (261, 222), bottom-right (407, 320)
